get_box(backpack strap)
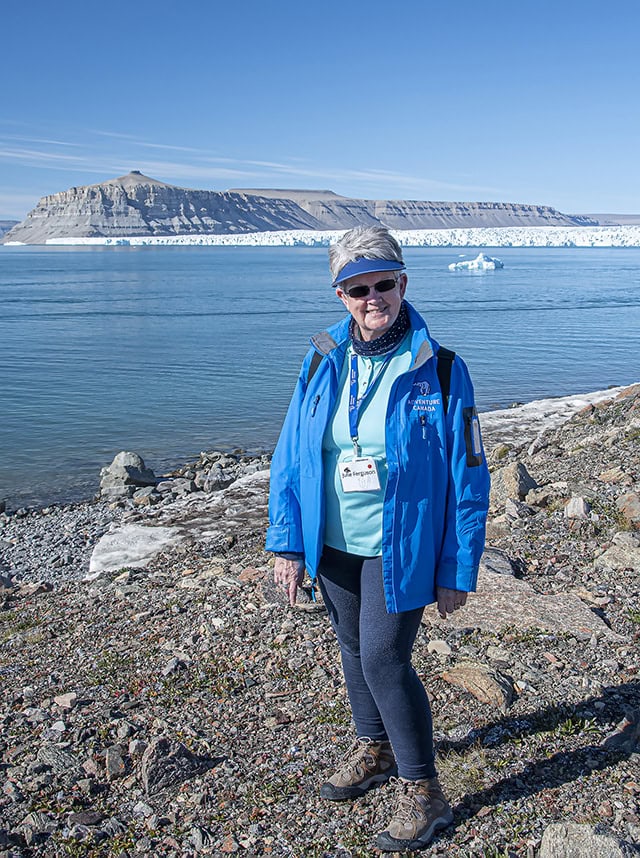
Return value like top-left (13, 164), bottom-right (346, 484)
top-left (306, 350), bottom-right (323, 386)
top-left (436, 346), bottom-right (455, 415)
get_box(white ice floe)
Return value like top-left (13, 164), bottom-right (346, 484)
top-left (448, 252), bottom-right (504, 271)
top-left (43, 224), bottom-right (640, 248)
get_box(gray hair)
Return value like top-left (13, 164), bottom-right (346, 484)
top-left (328, 226), bottom-right (404, 281)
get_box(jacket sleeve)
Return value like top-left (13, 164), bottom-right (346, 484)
top-left (265, 350), bottom-right (314, 556)
top-left (435, 355), bottom-right (490, 592)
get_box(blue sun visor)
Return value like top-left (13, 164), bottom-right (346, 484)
top-left (332, 258), bottom-right (405, 287)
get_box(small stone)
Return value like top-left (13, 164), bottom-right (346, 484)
top-left (616, 491), bottom-right (640, 525)
top-left (37, 744), bottom-right (82, 778)
top-left (598, 800), bottom-right (614, 817)
top-left (441, 661), bottom-right (513, 713)
top-left (427, 640), bottom-right (452, 656)
top-left (129, 739), bottom-right (148, 757)
top-left (19, 581), bottom-right (54, 596)
top-left (220, 833), bottom-right (239, 853)
top-left (162, 657), bottom-right (186, 676)
top-left (2, 781), bottom-right (24, 801)
top-left (133, 487), bottom-right (161, 506)
top-left (116, 721), bottom-right (135, 739)
top-left (238, 566), bottom-right (264, 583)
top-left (480, 547), bottom-right (516, 576)
top-left (53, 692), bottom-right (78, 710)
top-left (505, 497), bottom-right (536, 518)
top-left (133, 801), bottom-right (154, 818)
top-left (105, 745), bottom-right (126, 780)
top-left (82, 758), bottom-right (100, 776)
top-left (67, 811), bottom-right (105, 827)
top-left (140, 737), bottom-right (206, 796)
top-left (565, 496), bottom-right (591, 519)
top-left (613, 531), bottom-right (640, 548)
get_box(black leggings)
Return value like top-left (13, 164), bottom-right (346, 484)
top-left (317, 545), bottom-right (436, 780)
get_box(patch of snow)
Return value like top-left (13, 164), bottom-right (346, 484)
top-left (86, 524), bottom-right (182, 579)
top-left (479, 385), bottom-right (633, 448)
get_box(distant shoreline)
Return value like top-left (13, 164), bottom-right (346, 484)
top-left (2, 383), bottom-right (636, 516)
top-left (4, 224), bottom-right (640, 248)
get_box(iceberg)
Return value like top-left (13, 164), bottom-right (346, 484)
top-left (448, 252), bottom-right (504, 271)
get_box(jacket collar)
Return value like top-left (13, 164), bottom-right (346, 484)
top-left (310, 301), bottom-right (437, 370)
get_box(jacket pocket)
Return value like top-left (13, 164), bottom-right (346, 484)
top-left (463, 406), bottom-right (484, 467)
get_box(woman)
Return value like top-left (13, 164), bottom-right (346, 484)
top-left (266, 226), bottom-right (490, 852)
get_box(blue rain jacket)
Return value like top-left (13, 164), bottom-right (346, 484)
top-left (266, 302), bottom-right (490, 613)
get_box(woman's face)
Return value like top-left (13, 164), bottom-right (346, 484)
top-left (336, 271), bottom-right (407, 341)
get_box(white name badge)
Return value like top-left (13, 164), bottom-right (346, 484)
top-left (339, 457), bottom-right (381, 493)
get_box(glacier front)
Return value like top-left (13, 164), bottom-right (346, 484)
top-left (43, 225), bottom-right (640, 248)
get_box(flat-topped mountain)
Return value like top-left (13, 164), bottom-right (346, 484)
top-left (3, 171), bottom-right (599, 244)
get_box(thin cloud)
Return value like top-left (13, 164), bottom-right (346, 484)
top-left (0, 124), bottom-right (505, 201)
top-left (0, 147), bottom-right (84, 165)
top-left (0, 134), bottom-right (81, 147)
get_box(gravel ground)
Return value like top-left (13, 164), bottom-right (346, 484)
top-left (1, 388), bottom-right (639, 857)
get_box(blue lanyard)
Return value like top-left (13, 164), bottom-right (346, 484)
top-left (348, 352), bottom-right (392, 456)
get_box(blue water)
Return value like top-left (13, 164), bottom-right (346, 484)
top-left (1, 245), bottom-right (639, 509)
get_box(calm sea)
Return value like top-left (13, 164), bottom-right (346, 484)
top-left (1, 245), bottom-right (639, 509)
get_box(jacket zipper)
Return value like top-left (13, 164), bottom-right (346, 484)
top-left (419, 414), bottom-right (427, 439)
top-left (311, 395), bottom-right (320, 417)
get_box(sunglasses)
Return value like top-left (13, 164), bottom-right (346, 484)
top-left (343, 277), bottom-right (399, 299)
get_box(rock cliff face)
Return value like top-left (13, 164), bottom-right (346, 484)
top-left (2, 173), bottom-right (325, 244)
top-left (236, 189), bottom-right (592, 230)
top-left (3, 171), bottom-right (597, 244)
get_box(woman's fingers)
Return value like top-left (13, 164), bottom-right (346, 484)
top-left (273, 557), bottom-right (305, 606)
top-left (436, 587), bottom-right (467, 618)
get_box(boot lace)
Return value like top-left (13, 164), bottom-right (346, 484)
top-left (389, 777), bottom-right (429, 823)
top-left (335, 737), bottom-right (378, 778)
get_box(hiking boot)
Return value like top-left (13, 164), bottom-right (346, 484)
top-left (375, 776), bottom-right (453, 851)
top-left (319, 737), bottom-right (397, 801)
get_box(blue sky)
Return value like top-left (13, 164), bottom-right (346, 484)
top-left (2, 0), bottom-right (639, 219)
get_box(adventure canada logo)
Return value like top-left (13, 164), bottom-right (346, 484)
top-left (409, 380), bottom-right (441, 413)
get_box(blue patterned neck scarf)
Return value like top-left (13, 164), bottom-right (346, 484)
top-left (350, 301), bottom-right (411, 356)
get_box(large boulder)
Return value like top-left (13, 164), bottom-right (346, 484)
top-left (489, 462), bottom-right (538, 508)
top-left (422, 569), bottom-right (623, 639)
top-left (99, 451), bottom-right (157, 499)
top-left (538, 822), bottom-right (638, 857)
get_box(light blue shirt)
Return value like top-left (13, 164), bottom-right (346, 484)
top-left (322, 334), bottom-right (413, 555)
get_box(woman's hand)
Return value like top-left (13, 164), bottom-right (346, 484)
top-left (274, 556), bottom-right (305, 606)
top-left (436, 586), bottom-right (468, 619)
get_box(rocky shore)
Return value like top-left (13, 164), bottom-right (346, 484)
top-left (1, 387), bottom-right (639, 857)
